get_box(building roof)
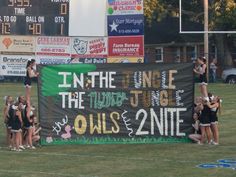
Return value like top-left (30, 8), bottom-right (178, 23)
top-left (144, 17), bottom-right (204, 45)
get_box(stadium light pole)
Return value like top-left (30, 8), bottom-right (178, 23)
top-left (204, 0), bottom-right (209, 77)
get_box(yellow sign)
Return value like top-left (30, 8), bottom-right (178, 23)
top-left (107, 57), bottom-right (144, 63)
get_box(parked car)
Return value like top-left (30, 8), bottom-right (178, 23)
top-left (0, 76), bottom-right (4, 82)
top-left (222, 68), bottom-right (236, 84)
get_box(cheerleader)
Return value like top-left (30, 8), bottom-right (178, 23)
top-left (3, 96), bottom-right (13, 148)
top-left (193, 57), bottom-right (208, 101)
top-left (199, 100), bottom-right (212, 144)
top-left (24, 59), bottom-right (39, 104)
top-left (11, 103), bottom-right (23, 152)
top-left (22, 103), bottom-right (36, 149)
top-left (188, 112), bottom-right (201, 144)
top-left (16, 95), bottom-right (26, 150)
top-left (207, 96), bottom-right (221, 145)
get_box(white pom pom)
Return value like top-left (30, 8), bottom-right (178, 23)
top-left (3, 96), bottom-right (7, 101)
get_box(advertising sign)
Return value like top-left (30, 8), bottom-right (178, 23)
top-left (0, 36), bottom-right (35, 53)
top-left (107, 57), bottom-right (143, 63)
top-left (108, 36), bottom-right (144, 57)
top-left (0, 55), bottom-right (32, 76)
top-left (70, 58), bottom-right (107, 64)
top-left (108, 14), bottom-right (144, 36)
top-left (36, 36), bottom-right (71, 56)
top-left (36, 56), bottom-right (70, 65)
top-left (71, 37), bottom-right (108, 58)
top-left (107, 0), bottom-right (144, 15)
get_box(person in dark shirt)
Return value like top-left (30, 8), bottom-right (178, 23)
top-left (3, 96), bottom-right (14, 148)
top-left (24, 59), bottom-right (39, 105)
top-left (199, 100), bottom-right (212, 144)
top-left (194, 57), bottom-right (209, 101)
top-left (189, 112), bottom-right (202, 144)
top-left (11, 103), bottom-right (23, 152)
top-left (207, 95), bottom-right (221, 145)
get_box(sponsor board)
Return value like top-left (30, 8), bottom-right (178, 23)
top-left (0, 55), bottom-right (32, 76)
top-left (107, 57), bottom-right (143, 63)
top-left (107, 0), bottom-right (144, 15)
top-left (108, 14), bottom-right (144, 36)
top-left (0, 36), bottom-right (35, 53)
top-left (70, 58), bottom-right (107, 64)
top-left (36, 56), bottom-right (71, 65)
top-left (36, 36), bottom-right (71, 56)
top-left (71, 37), bottom-right (108, 58)
top-left (108, 36), bottom-right (144, 57)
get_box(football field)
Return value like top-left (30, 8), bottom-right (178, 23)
top-left (0, 83), bottom-right (235, 177)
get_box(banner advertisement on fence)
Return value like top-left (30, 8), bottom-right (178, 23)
top-left (0, 36), bottom-right (35, 53)
top-left (107, 57), bottom-right (143, 63)
top-left (38, 63), bottom-right (194, 145)
top-left (0, 55), bottom-right (32, 76)
top-left (108, 14), bottom-right (144, 36)
top-left (70, 58), bottom-right (107, 64)
top-left (71, 37), bottom-right (108, 58)
top-left (36, 36), bottom-right (71, 56)
top-left (108, 36), bottom-right (144, 57)
top-left (36, 56), bottom-right (71, 65)
top-left (107, 0), bottom-right (144, 15)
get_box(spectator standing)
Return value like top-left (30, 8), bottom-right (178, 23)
top-left (210, 59), bottom-right (218, 83)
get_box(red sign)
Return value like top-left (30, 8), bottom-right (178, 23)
top-left (108, 36), bottom-right (144, 57)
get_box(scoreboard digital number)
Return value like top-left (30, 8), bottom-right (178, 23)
top-left (0, 0), bottom-right (69, 36)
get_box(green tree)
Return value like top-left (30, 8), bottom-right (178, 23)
top-left (144, 0), bottom-right (236, 67)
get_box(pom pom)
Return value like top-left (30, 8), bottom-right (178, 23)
top-left (3, 96), bottom-right (7, 101)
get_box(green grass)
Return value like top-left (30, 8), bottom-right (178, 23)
top-left (0, 83), bottom-right (236, 177)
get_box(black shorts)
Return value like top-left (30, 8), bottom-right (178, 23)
top-left (210, 115), bottom-right (218, 124)
top-left (11, 120), bottom-right (22, 132)
top-left (24, 79), bottom-right (32, 87)
top-left (199, 75), bottom-right (207, 84)
top-left (199, 115), bottom-right (211, 126)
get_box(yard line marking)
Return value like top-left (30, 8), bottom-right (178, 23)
top-left (0, 149), bottom-right (154, 161)
top-left (0, 169), bottom-right (76, 177)
top-left (0, 148), bottom-right (230, 164)
top-left (0, 146), bottom-right (235, 163)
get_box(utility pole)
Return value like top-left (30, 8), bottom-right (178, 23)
top-left (204, 0), bottom-right (209, 77)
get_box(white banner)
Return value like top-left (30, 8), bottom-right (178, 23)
top-left (0, 55), bottom-right (32, 76)
top-left (71, 37), bottom-right (108, 58)
top-left (69, 0), bottom-right (107, 36)
top-left (36, 36), bottom-right (71, 57)
top-left (36, 56), bottom-right (71, 65)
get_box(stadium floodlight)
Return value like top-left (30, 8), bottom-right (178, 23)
top-left (179, 0), bottom-right (236, 34)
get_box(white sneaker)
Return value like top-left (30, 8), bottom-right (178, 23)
top-left (209, 139), bottom-right (213, 145)
top-left (212, 141), bottom-right (219, 145)
top-left (25, 145), bottom-right (31, 149)
top-left (19, 145), bottom-right (25, 150)
top-left (197, 141), bottom-right (203, 145)
top-left (30, 146), bottom-right (36, 149)
top-left (11, 147), bottom-right (16, 151)
top-left (16, 149), bottom-right (23, 152)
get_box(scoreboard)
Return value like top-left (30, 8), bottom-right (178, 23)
top-left (0, 0), bottom-right (69, 36)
